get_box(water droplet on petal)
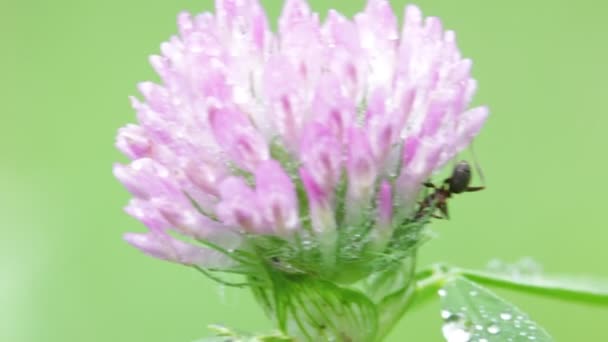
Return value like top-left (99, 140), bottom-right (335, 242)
top-left (438, 288), bottom-right (447, 297)
top-left (487, 324), bottom-right (500, 335)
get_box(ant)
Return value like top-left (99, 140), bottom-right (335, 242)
top-left (415, 160), bottom-right (484, 220)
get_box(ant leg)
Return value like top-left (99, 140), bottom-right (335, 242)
top-left (438, 202), bottom-right (450, 219)
top-left (465, 186), bottom-right (485, 192)
top-left (423, 182), bottom-right (437, 189)
top-left (442, 177), bottom-right (452, 188)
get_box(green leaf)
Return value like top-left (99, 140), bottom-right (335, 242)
top-left (439, 276), bottom-right (553, 342)
top-left (460, 268), bottom-right (608, 307)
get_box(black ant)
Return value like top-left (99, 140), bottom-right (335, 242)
top-left (415, 160), bottom-right (484, 220)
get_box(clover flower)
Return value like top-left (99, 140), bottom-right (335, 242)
top-left (114, 0), bottom-right (488, 340)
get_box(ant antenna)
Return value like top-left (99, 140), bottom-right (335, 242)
top-left (468, 140), bottom-right (486, 186)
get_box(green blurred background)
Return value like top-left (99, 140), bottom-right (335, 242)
top-left (2, 0), bottom-right (607, 341)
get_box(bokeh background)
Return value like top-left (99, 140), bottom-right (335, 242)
top-left (2, 0), bottom-right (607, 341)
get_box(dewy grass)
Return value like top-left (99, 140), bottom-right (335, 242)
top-left (113, 1), bottom-right (608, 341)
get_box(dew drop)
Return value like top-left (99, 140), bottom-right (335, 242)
top-left (469, 290), bottom-right (478, 297)
top-left (474, 325), bottom-right (483, 331)
top-left (500, 312), bottom-right (513, 321)
top-left (487, 324), bottom-right (500, 335)
top-left (528, 336), bottom-right (536, 340)
top-left (479, 339), bottom-right (488, 342)
top-left (441, 314), bottom-right (471, 342)
top-left (441, 310), bottom-right (452, 319)
top-left (438, 288), bottom-right (447, 297)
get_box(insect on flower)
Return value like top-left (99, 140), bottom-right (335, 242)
top-left (416, 160), bottom-right (485, 220)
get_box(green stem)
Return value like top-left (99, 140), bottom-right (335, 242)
top-left (375, 262), bottom-right (456, 342)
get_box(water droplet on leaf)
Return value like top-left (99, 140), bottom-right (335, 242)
top-left (441, 314), bottom-right (471, 342)
top-left (500, 312), bottom-right (512, 321)
top-left (487, 324), bottom-right (500, 335)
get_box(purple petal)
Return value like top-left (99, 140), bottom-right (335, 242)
top-left (402, 136), bottom-right (420, 166)
top-left (299, 123), bottom-right (342, 191)
top-left (311, 74), bottom-right (355, 143)
top-left (347, 127), bottom-right (377, 200)
top-left (299, 167), bottom-right (327, 208)
top-left (125, 199), bottom-right (170, 230)
top-left (279, 0), bottom-right (312, 34)
top-left (113, 159), bottom-right (177, 200)
top-left (421, 99), bottom-right (449, 137)
top-left (184, 159), bottom-right (226, 197)
top-left (177, 11), bottom-right (195, 38)
top-left (355, 0), bottom-right (399, 88)
top-left (151, 197), bottom-right (221, 239)
top-left (299, 167), bottom-right (335, 234)
top-left (262, 55), bottom-right (305, 148)
top-left (255, 160), bottom-right (299, 234)
top-left (455, 106), bottom-right (489, 152)
top-left (209, 107), bottom-right (269, 171)
top-left (137, 82), bottom-right (172, 115)
top-left (378, 180), bottom-right (393, 228)
top-left (115, 124), bottom-right (151, 160)
top-left (278, 0), bottom-right (324, 85)
top-left (216, 177), bottom-right (265, 233)
top-left (124, 230), bottom-right (233, 267)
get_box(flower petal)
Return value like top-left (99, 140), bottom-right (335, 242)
top-left (209, 107), bottom-right (269, 171)
top-left (347, 127), bottom-right (377, 201)
top-left (299, 123), bottom-right (342, 192)
top-left (124, 229), bottom-right (233, 268)
top-left (113, 159), bottom-right (176, 200)
top-left (255, 160), bottom-right (299, 234)
top-left (115, 124), bottom-right (151, 160)
top-left (216, 177), bottom-right (265, 233)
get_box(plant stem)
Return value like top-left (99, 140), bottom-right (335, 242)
top-left (376, 263), bottom-right (458, 341)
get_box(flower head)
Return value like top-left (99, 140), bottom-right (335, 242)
top-left (115, 0), bottom-right (488, 276)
